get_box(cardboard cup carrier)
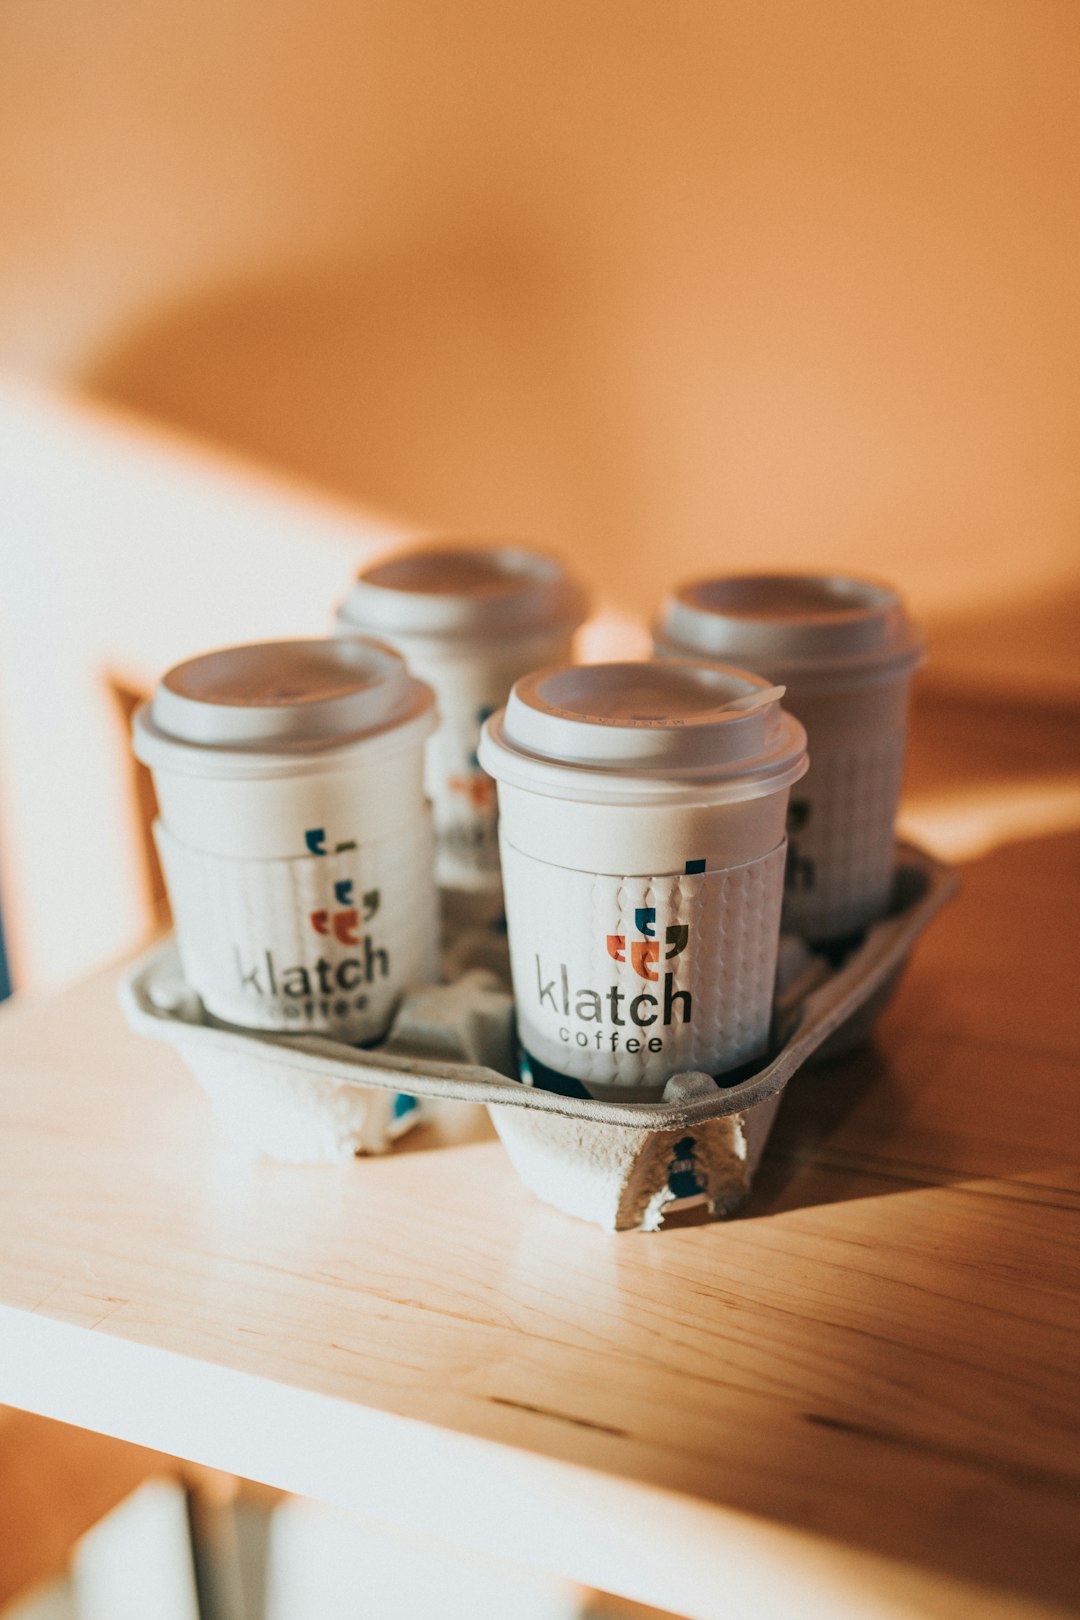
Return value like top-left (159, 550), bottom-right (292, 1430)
top-left (655, 574), bottom-right (925, 943)
top-left (478, 660), bottom-right (808, 1101)
top-left (121, 623), bottom-right (955, 1231)
top-left (133, 638), bottom-right (438, 1045)
top-left (122, 841), bottom-right (956, 1224)
top-left (336, 545), bottom-right (589, 911)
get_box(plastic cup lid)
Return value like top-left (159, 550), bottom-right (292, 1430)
top-left (479, 660), bottom-right (807, 805)
top-left (336, 543), bottom-right (590, 643)
top-left (656, 573), bottom-right (925, 683)
top-left (133, 637), bottom-right (437, 777)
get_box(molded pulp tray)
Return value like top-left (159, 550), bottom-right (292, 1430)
top-left (119, 842), bottom-right (956, 1231)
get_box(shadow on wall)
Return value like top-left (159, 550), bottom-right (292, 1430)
top-left (86, 244), bottom-right (617, 575)
top-left (0, 0), bottom-right (1070, 686)
top-left (85, 243), bottom-right (1080, 699)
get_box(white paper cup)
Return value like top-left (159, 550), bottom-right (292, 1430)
top-left (478, 660), bottom-right (807, 1100)
top-left (336, 545), bottom-right (589, 899)
top-left (133, 638), bottom-right (439, 1043)
top-left (655, 574), bottom-right (925, 943)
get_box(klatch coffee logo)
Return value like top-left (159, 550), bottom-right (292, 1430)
top-left (442, 705), bottom-right (499, 870)
top-left (159, 811), bottom-right (436, 1044)
top-left (231, 827), bottom-right (391, 1025)
top-left (533, 899), bottom-right (693, 1062)
top-left (503, 839), bottom-right (785, 1092)
top-left (448, 704), bottom-right (496, 812)
top-left (309, 877), bottom-right (381, 943)
top-left (606, 907), bottom-right (688, 979)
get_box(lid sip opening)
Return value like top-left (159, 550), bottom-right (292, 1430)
top-left (479, 659), bottom-right (808, 804)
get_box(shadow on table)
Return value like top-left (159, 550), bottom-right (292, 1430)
top-left (744, 1043), bottom-right (932, 1216)
top-left (743, 821), bottom-right (1080, 1221)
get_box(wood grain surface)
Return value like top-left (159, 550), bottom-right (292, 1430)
top-left (0, 698), bottom-right (1077, 1620)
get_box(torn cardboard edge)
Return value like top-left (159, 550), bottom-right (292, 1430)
top-left (118, 842), bottom-right (956, 1227)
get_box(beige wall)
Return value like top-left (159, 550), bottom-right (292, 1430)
top-left (2, 0), bottom-right (1078, 685)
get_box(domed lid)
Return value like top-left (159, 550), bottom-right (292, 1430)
top-left (656, 573), bottom-right (924, 684)
top-left (133, 637), bottom-right (436, 777)
top-left (479, 659), bottom-right (807, 806)
top-left (337, 544), bottom-right (590, 644)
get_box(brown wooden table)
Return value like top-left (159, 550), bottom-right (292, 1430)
top-left (1, 693), bottom-right (1077, 1620)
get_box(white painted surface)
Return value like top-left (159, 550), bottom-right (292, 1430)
top-left (71, 1481), bottom-right (198, 1620)
top-left (0, 1307), bottom-right (1051, 1620)
top-left (264, 1498), bottom-right (584, 1620)
top-left (0, 382), bottom-right (401, 991)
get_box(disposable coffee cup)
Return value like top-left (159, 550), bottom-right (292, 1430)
top-left (478, 660), bottom-right (807, 1101)
top-left (133, 638), bottom-right (439, 1043)
top-left (336, 545), bottom-right (589, 904)
top-left (655, 574), bottom-right (925, 944)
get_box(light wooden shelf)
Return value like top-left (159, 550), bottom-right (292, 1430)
top-left (0, 706), bottom-right (1077, 1620)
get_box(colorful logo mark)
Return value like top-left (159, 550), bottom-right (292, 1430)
top-left (308, 877), bottom-right (381, 943)
top-left (305, 827), bottom-right (357, 856)
top-left (606, 907), bottom-right (689, 982)
top-left (449, 706), bottom-right (498, 809)
top-left (448, 772), bottom-right (496, 810)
